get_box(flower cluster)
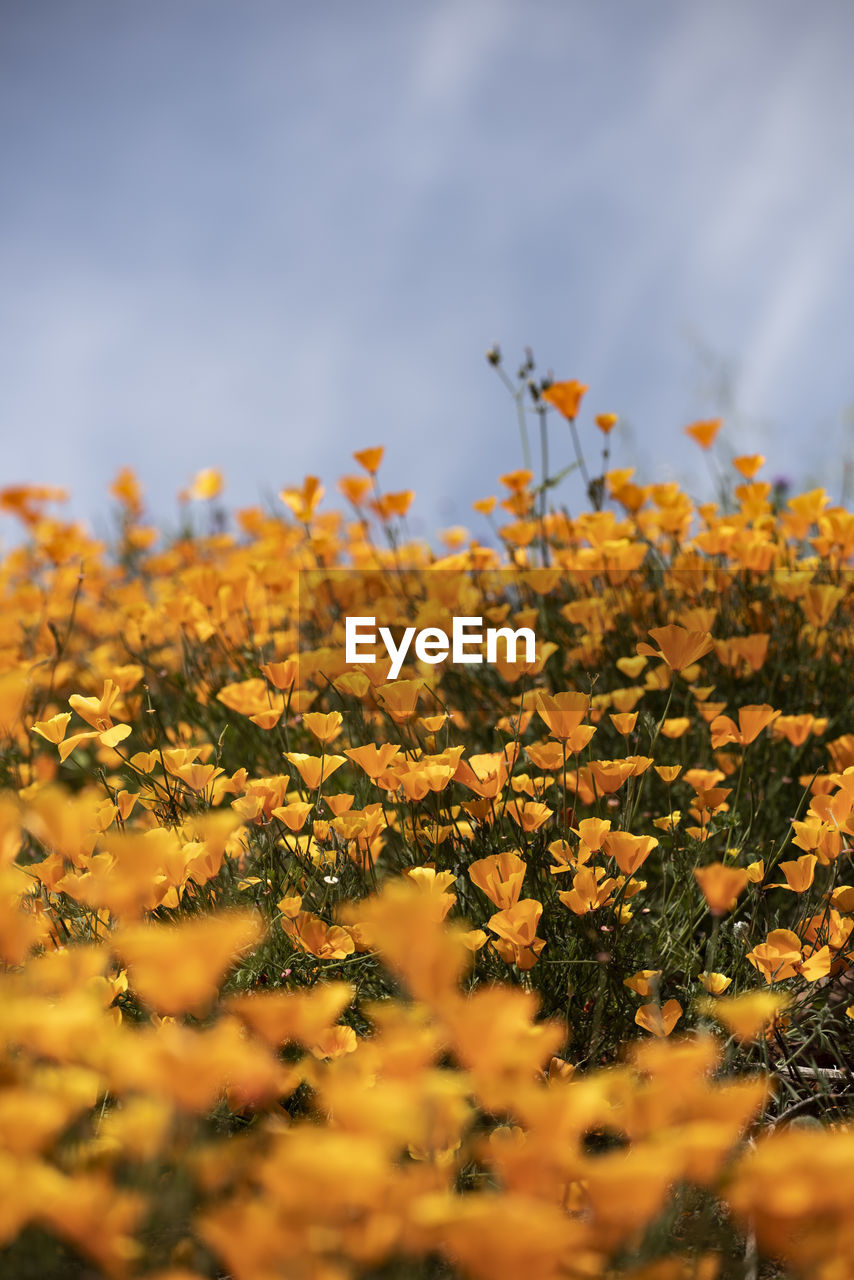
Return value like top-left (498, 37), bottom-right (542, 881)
top-left (1, 419), bottom-right (854, 1277)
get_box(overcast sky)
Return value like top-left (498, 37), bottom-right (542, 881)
top-left (2, 1), bottom-right (854, 545)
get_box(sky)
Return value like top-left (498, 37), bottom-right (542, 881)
top-left (2, 0), bottom-right (854, 546)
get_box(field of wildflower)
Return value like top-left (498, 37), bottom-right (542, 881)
top-left (3, 362), bottom-right (854, 1280)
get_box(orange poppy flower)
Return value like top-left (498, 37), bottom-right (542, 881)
top-left (69, 679), bottom-right (121, 731)
top-left (635, 999), bottom-right (682, 1037)
top-left (660, 717), bottom-right (691, 739)
top-left (732, 454), bottom-right (765, 479)
top-left (698, 971), bottom-right (732, 994)
top-left (170, 761), bottom-right (224, 792)
top-left (352, 446), bottom-right (385, 474)
top-left (186, 468), bottom-right (223, 501)
top-left (301, 711), bottom-right (344, 744)
top-left (746, 929), bottom-right (803, 983)
top-left (588, 759), bottom-right (636, 794)
top-left (506, 800), bottom-right (553, 832)
top-left (271, 801), bottom-right (313, 832)
top-left (595, 413), bottom-right (618, 434)
top-left (114, 910), bottom-right (265, 1016)
top-left (373, 490), bottom-right (415, 520)
top-left (542, 380), bottom-right (588, 419)
top-left (604, 831), bottom-right (658, 875)
top-left (284, 753), bottom-right (347, 790)
top-left (574, 816), bottom-right (612, 851)
top-left (57, 724), bottom-right (131, 763)
top-left (684, 418), bottom-right (722, 449)
top-left (454, 752), bottom-right (510, 799)
top-left (558, 865), bottom-right (619, 915)
top-left (280, 475), bottom-right (324, 522)
top-left (709, 704), bottom-right (780, 749)
top-left (698, 991), bottom-right (789, 1041)
top-left (32, 713), bottom-right (72, 745)
top-left (338, 474), bottom-right (372, 505)
top-left (487, 899), bottom-right (546, 969)
top-left (525, 741), bottom-right (566, 771)
top-left (769, 854), bottom-right (817, 893)
top-left (260, 659), bottom-right (298, 691)
top-left (216, 678), bottom-right (270, 717)
top-left (375, 679), bottom-right (422, 723)
top-left (802, 583), bottom-right (845, 628)
top-left (637, 624), bottom-right (714, 671)
top-left (624, 969), bottom-right (662, 996)
top-left (713, 634), bottom-right (770, 676)
top-left (281, 911), bottom-right (355, 959)
top-left (468, 851), bottom-right (526, 909)
top-left (344, 742), bottom-right (401, 779)
top-left (693, 863), bottom-right (749, 915)
top-left (110, 465), bottom-right (143, 514)
top-left (499, 468), bottom-right (533, 492)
